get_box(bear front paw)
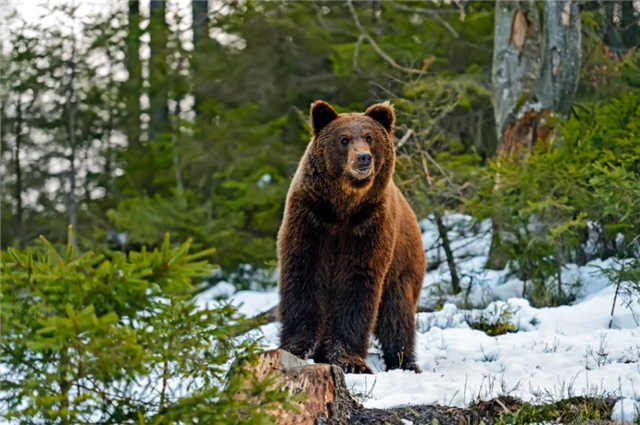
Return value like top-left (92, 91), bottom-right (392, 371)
top-left (342, 361), bottom-right (374, 374)
top-left (335, 355), bottom-right (374, 374)
top-left (401, 362), bottom-right (422, 374)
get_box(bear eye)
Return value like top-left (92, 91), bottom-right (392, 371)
top-left (366, 135), bottom-right (372, 143)
top-left (341, 137), bottom-right (349, 146)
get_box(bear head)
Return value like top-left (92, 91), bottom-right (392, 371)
top-left (308, 100), bottom-right (396, 191)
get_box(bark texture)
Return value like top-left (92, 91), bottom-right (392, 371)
top-left (492, 0), bottom-right (581, 157)
top-left (493, 0), bottom-right (543, 147)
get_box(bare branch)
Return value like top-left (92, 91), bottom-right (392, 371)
top-left (392, 2), bottom-right (460, 39)
top-left (353, 34), bottom-right (364, 71)
top-left (396, 128), bottom-right (413, 149)
top-left (347, 0), bottom-right (428, 75)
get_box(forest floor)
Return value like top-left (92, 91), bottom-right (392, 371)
top-left (198, 214), bottom-right (640, 423)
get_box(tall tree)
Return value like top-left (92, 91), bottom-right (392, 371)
top-left (148, 0), bottom-right (170, 142)
top-left (192, 0), bottom-right (211, 115)
top-left (126, 1), bottom-right (142, 149)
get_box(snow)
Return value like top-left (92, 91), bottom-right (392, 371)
top-left (196, 281), bottom-right (236, 302)
top-left (198, 281), bottom-right (279, 317)
top-left (613, 399), bottom-right (640, 424)
top-left (197, 213), bottom-right (640, 421)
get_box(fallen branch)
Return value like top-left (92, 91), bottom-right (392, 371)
top-left (253, 304), bottom-right (279, 325)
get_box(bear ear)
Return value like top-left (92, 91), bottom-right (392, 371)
top-left (364, 101), bottom-right (395, 134)
top-left (310, 100), bottom-right (338, 137)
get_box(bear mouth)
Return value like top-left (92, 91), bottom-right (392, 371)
top-left (350, 166), bottom-right (373, 179)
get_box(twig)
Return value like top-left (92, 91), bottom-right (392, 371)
top-left (230, 305), bottom-right (279, 337)
top-left (353, 34), bottom-right (364, 71)
top-left (347, 0), bottom-right (427, 75)
top-left (396, 128), bottom-right (413, 149)
top-left (609, 277), bottom-right (621, 329)
top-left (392, 2), bottom-right (460, 39)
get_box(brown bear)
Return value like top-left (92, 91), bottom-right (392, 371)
top-left (277, 100), bottom-right (426, 374)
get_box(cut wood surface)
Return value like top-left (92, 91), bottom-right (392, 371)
top-left (247, 349), bottom-right (366, 425)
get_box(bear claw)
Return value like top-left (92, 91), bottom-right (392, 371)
top-left (402, 363), bottom-right (422, 374)
top-left (341, 361), bottom-right (374, 374)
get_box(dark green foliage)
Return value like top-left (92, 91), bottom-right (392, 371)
top-left (0, 231), bottom-right (292, 423)
top-left (473, 90), bottom-right (640, 306)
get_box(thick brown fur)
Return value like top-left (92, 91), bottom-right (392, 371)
top-left (277, 100), bottom-right (426, 374)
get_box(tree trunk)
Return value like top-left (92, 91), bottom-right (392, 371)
top-left (148, 1), bottom-right (170, 142)
top-left (67, 36), bottom-right (78, 248)
top-left (172, 102), bottom-right (184, 196)
top-left (126, 1), bottom-right (142, 149)
top-left (243, 350), bottom-right (361, 424)
top-left (14, 99), bottom-right (24, 245)
top-left (493, 0), bottom-right (581, 157)
top-left (493, 0), bottom-right (544, 154)
top-left (538, 0), bottom-right (582, 118)
top-left (192, 0), bottom-right (210, 116)
top-left (192, 0), bottom-right (209, 47)
top-left (434, 211), bottom-right (461, 294)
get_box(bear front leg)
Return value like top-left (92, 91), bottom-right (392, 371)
top-left (277, 210), bottom-right (327, 359)
top-left (375, 276), bottom-right (421, 373)
top-left (322, 268), bottom-right (383, 374)
top-left (279, 272), bottom-right (325, 359)
top-left (320, 228), bottom-right (390, 374)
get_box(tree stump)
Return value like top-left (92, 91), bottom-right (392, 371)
top-left (248, 349), bottom-right (404, 425)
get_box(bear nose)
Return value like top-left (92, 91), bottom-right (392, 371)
top-left (357, 152), bottom-right (372, 167)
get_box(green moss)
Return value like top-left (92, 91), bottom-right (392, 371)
top-left (496, 397), bottom-right (616, 425)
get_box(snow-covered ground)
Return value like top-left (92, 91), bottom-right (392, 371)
top-left (197, 214), bottom-right (640, 422)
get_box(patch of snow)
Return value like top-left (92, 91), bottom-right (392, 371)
top-left (197, 281), bottom-right (236, 302)
top-left (613, 398), bottom-right (640, 424)
top-left (348, 284), bottom-right (640, 410)
top-left (225, 288), bottom-right (279, 317)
